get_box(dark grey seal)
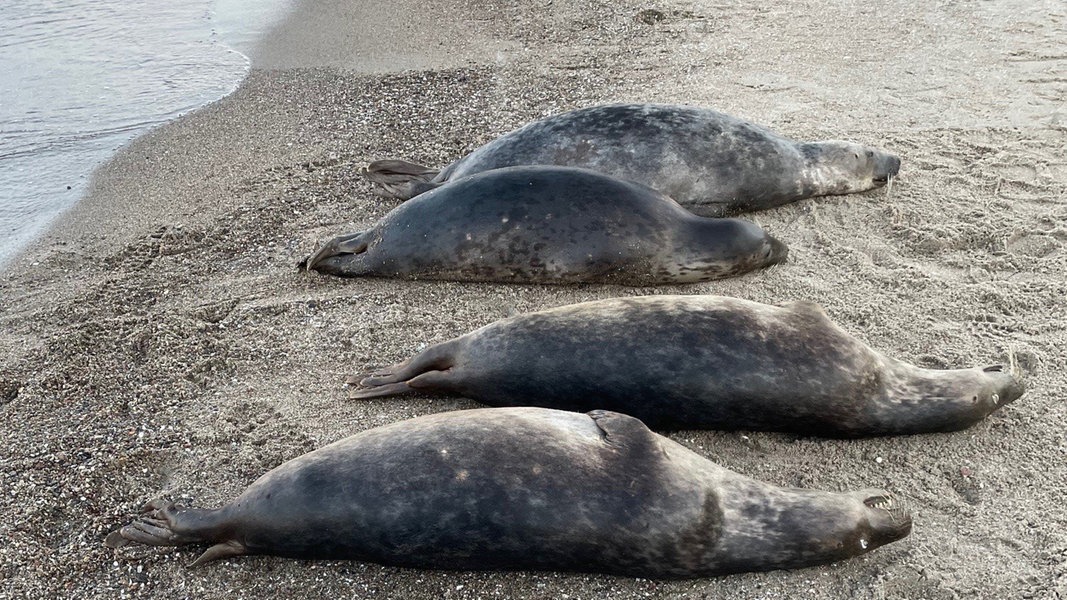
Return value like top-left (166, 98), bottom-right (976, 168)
top-left (365, 104), bottom-right (902, 216)
top-left (303, 166), bottom-right (787, 285)
top-left (105, 407), bottom-right (911, 576)
top-left (352, 296), bottom-right (1025, 437)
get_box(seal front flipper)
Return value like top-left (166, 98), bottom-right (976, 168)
top-left (364, 159), bottom-right (441, 200)
top-left (106, 499), bottom-right (245, 565)
top-left (587, 410), bottom-right (663, 454)
top-left (588, 410), bottom-right (650, 439)
top-left (303, 231), bottom-right (370, 272)
top-left (189, 541), bottom-right (246, 568)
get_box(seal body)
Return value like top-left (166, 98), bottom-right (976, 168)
top-left (366, 104), bottom-right (902, 216)
top-left (353, 296), bottom-right (1025, 436)
top-left (106, 408), bottom-right (911, 576)
top-left (304, 166), bottom-right (787, 285)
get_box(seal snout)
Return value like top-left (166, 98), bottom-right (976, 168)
top-left (765, 235), bottom-right (789, 265)
top-left (985, 366), bottom-right (1026, 408)
top-left (858, 490), bottom-right (912, 549)
top-left (872, 153), bottom-right (902, 186)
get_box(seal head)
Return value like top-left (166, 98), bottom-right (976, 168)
top-left (799, 141), bottom-right (902, 195)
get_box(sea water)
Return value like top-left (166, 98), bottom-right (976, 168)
top-left (0, 0), bottom-right (290, 269)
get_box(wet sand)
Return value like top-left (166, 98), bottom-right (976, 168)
top-left (1, 0), bottom-right (1065, 598)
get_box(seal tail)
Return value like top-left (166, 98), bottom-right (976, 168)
top-left (300, 230), bottom-right (370, 272)
top-left (363, 159), bottom-right (441, 200)
top-left (347, 340), bottom-right (460, 399)
top-left (105, 499), bottom-right (247, 567)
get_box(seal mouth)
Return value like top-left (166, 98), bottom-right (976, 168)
top-left (863, 494), bottom-right (896, 510)
top-left (860, 492), bottom-right (912, 547)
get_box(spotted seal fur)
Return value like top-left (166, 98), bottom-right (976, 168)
top-left (304, 166), bottom-right (787, 285)
top-left (106, 407), bottom-right (911, 576)
top-left (352, 296), bottom-right (1024, 436)
top-left (366, 104), bottom-right (901, 216)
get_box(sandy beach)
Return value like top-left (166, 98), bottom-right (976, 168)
top-left (1, 0), bottom-right (1065, 597)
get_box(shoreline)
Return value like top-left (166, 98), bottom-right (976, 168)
top-left (2, 0), bottom-right (1065, 598)
top-left (0, 0), bottom-right (289, 272)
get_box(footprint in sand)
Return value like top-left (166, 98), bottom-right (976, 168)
top-left (1006, 232), bottom-right (1062, 258)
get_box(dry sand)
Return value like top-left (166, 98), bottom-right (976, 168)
top-left (1, 0), bottom-right (1065, 598)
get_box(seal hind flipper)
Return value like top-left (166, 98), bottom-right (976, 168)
top-left (349, 372), bottom-right (456, 399)
top-left (303, 231), bottom-right (370, 272)
top-left (350, 340), bottom-right (461, 398)
top-left (106, 500), bottom-right (235, 555)
top-left (348, 381), bottom-right (419, 399)
top-left (115, 517), bottom-right (186, 546)
top-left (364, 159), bottom-right (441, 200)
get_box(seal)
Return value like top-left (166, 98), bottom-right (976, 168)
top-left (365, 104), bottom-right (902, 216)
top-left (302, 166), bottom-right (787, 285)
top-left (105, 407), bottom-right (912, 576)
top-left (352, 296), bottom-right (1025, 436)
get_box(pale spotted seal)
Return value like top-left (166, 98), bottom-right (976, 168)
top-left (303, 166), bottom-right (787, 285)
top-left (105, 407), bottom-right (911, 576)
top-left (366, 104), bottom-right (902, 216)
top-left (352, 296), bottom-right (1024, 436)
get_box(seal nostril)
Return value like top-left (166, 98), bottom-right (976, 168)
top-left (983, 365), bottom-right (1004, 373)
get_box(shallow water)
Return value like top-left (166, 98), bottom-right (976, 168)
top-left (0, 0), bottom-right (289, 268)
